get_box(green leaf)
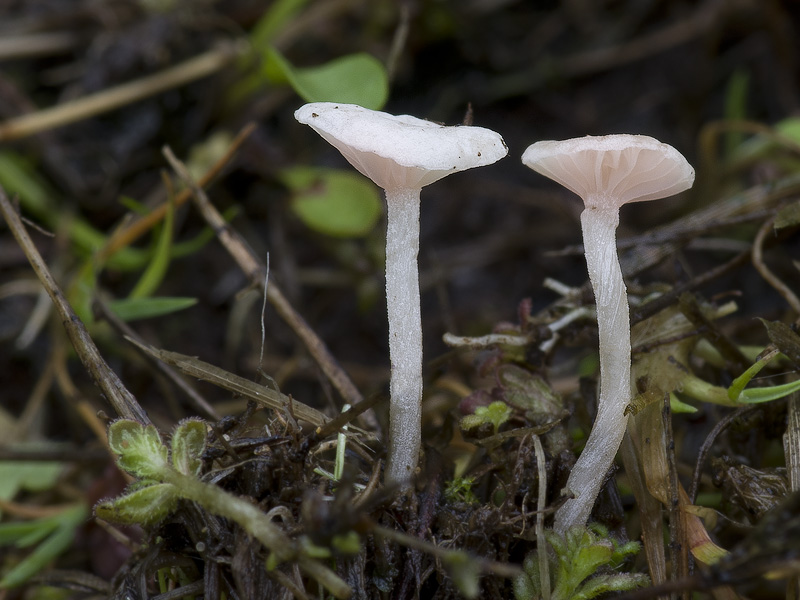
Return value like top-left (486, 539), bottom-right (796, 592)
top-left (108, 420), bottom-right (169, 479)
top-left (107, 296), bottom-right (198, 321)
top-left (739, 378), bottom-right (800, 404)
top-left (94, 483), bottom-right (178, 526)
top-left (727, 350), bottom-right (775, 401)
top-left (514, 551), bottom-right (544, 600)
top-left (0, 152), bottom-right (54, 217)
top-left (0, 504), bottom-right (87, 589)
top-left (776, 117), bottom-right (800, 145)
top-left (573, 573), bottom-right (650, 600)
top-left (723, 70), bottom-right (749, 157)
top-left (281, 167), bottom-right (382, 238)
top-left (268, 48), bottom-right (388, 110)
top-left (0, 454), bottom-right (63, 518)
top-left (461, 401), bottom-right (512, 434)
top-left (170, 419), bottom-right (207, 477)
top-left (668, 393), bottom-right (698, 414)
top-left (0, 520), bottom-right (53, 546)
top-left (443, 551), bottom-right (480, 599)
top-left (66, 260), bottom-right (98, 325)
top-left (331, 531), bottom-right (361, 555)
top-left (129, 196), bottom-right (174, 299)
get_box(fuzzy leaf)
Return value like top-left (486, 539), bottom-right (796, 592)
top-left (108, 420), bottom-right (169, 479)
top-left (514, 551), bottom-right (544, 600)
top-left (572, 573), bottom-right (650, 600)
top-left (95, 483), bottom-right (177, 526)
top-left (171, 419), bottom-right (207, 477)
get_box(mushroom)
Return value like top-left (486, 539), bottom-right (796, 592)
top-left (295, 103), bottom-right (507, 485)
top-left (522, 134), bottom-right (694, 534)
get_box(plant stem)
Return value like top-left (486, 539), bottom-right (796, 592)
top-left (384, 188), bottom-right (423, 485)
top-left (554, 206), bottom-right (630, 534)
top-left (160, 469), bottom-right (352, 599)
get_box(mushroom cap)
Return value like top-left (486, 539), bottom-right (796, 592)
top-left (521, 134), bottom-right (694, 209)
top-left (295, 103), bottom-right (508, 191)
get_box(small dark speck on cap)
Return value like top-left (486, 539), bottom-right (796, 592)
top-left (334, 105), bottom-right (339, 109)
top-left (477, 152), bottom-right (481, 156)
top-left (312, 113), bottom-right (318, 117)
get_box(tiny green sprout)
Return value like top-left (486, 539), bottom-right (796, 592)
top-left (514, 524), bottom-right (649, 600)
top-left (444, 476), bottom-right (479, 504)
top-left (460, 401), bottom-right (512, 434)
top-left (331, 531), bottom-right (361, 555)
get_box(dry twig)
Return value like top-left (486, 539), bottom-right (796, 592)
top-left (0, 186), bottom-right (150, 424)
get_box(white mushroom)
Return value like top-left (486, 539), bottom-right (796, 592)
top-left (522, 134), bottom-right (694, 534)
top-left (295, 103), bottom-right (507, 485)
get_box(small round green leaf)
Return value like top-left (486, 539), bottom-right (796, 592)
top-left (281, 167), bottom-right (382, 238)
top-left (268, 48), bottom-right (388, 110)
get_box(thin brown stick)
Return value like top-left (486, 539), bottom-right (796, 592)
top-left (0, 32), bottom-right (80, 60)
top-left (161, 146), bottom-right (365, 410)
top-left (689, 407), bottom-right (757, 504)
top-left (752, 215), bottom-right (800, 315)
top-left (0, 42), bottom-right (243, 142)
top-left (0, 186), bottom-right (150, 425)
top-left (99, 122), bottom-right (257, 262)
top-left (630, 250), bottom-right (751, 325)
top-left (93, 296), bottom-right (221, 421)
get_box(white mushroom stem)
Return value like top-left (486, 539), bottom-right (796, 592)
top-left (384, 188), bottom-right (423, 484)
top-left (554, 204), bottom-right (631, 535)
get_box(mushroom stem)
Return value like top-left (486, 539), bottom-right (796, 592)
top-left (554, 204), bottom-right (631, 535)
top-left (384, 187), bottom-right (423, 485)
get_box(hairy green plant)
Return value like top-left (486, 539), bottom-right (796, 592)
top-left (96, 418), bottom-right (352, 599)
top-left (514, 524), bottom-right (649, 600)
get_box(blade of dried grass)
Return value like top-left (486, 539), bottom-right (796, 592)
top-left (126, 337), bottom-right (329, 428)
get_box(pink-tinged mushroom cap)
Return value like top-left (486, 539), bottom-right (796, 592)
top-left (521, 134), bottom-right (694, 210)
top-left (295, 103), bottom-right (508, 191)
